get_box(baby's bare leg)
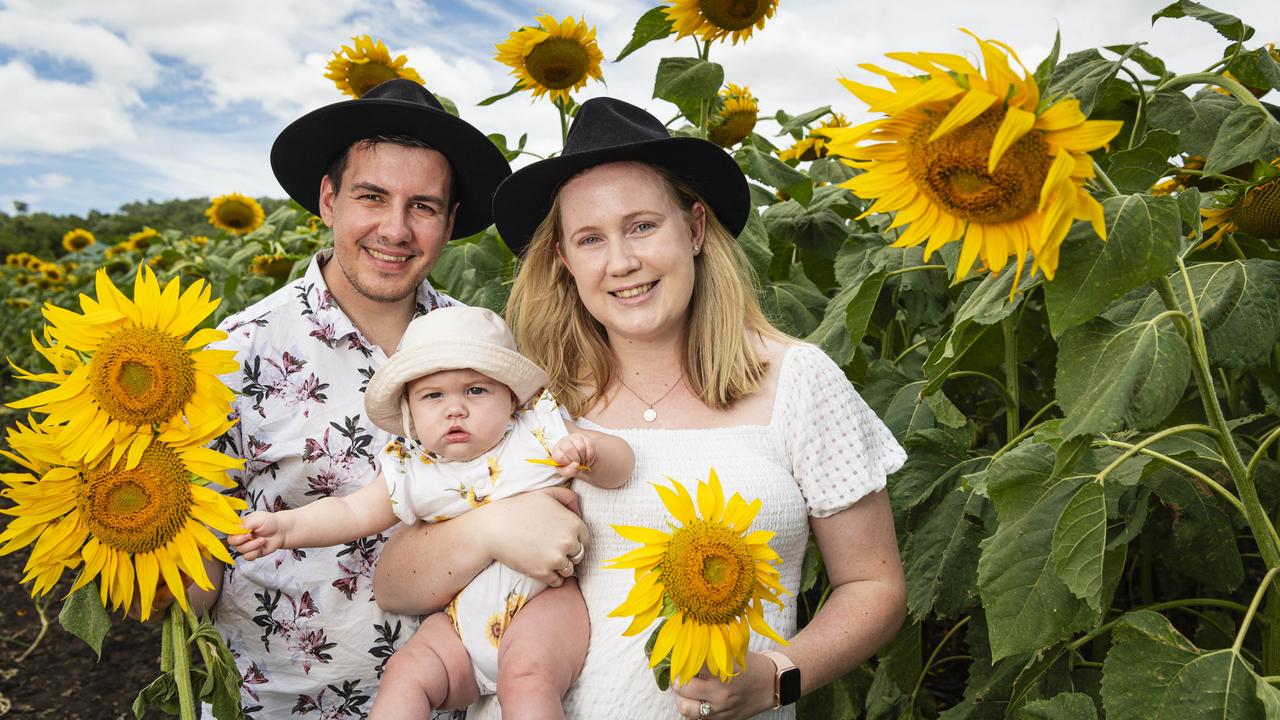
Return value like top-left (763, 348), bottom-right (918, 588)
top-left (496, 579), bottom-right (589, 720)
top-left (370, 612), bottom-right (479, 719)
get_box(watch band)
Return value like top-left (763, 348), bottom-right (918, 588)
top-left (761, 650), bottom-right (800, 708)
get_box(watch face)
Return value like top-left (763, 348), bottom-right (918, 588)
top-left (779, 667), bottom-right (801, 705)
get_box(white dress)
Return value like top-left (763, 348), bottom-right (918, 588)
top-left (466, 343), bottom-right (907, 719)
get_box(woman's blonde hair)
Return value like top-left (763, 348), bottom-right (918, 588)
top-left (505, 163), bottom-right (787, 417)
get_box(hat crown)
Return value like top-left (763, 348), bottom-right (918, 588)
top-left (401, 306), bottom-right (516, 356)
top-left (563, 98), bottom-right (671, 157)
top-left (360, 78), bottom-right (444, 110)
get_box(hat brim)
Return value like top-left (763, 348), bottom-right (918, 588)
top-left (492, 136), bottom-right (749, 255)
top-left (271, 98), bottom-right (511, 239)
top-left (364, 340), bottom-right (550, 436)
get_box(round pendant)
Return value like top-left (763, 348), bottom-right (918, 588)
top-left (643, 408), bottom-right (658, 423)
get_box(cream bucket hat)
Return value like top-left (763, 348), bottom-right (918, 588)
top-left (364, 306), bottom-right (549, 437)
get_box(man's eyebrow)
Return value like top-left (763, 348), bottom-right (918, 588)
top-left (348, 182), bottom-right (446, 206)
top-left (349, 181), bottom-right (388, 195)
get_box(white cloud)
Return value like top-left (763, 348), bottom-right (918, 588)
top-left (27, 173), bottom-right (71, 190)
top-left (0, 61), bottom-right (138, 154)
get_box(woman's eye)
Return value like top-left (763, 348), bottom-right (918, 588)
top-left (635, 222), bottom-right (655, 232)
top-left (579, 235), bottom-right (601, 246)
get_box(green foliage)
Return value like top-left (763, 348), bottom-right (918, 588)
top-left (58, 583), bottom-right (112, 658)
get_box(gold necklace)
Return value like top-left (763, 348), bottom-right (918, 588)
top-left (616, 372), bottom-right (684, 423)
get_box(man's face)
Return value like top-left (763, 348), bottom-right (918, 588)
top-left (318, 142), bottom-right (457, 305)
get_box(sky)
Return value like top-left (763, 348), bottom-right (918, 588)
top-left (2, 0), bottom-right (1279, 217)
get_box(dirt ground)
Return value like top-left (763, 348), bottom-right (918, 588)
top-left (0, 548), bottom-right (165, 719)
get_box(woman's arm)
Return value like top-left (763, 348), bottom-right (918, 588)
top-left (373, 486), bottom-right (589, 615)
top-left (673, 490), bottom-right (906, 718)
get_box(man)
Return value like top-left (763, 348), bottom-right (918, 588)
top-left (198, 78), bottom-right (511, 719)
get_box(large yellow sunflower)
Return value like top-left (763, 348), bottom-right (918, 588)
top-left (62, 228), bottom-right (96, 253)
top-left (708, 83), bottom-right (759, 148)
top-left (665, 0), bottom-right (778, 46)
top-left (778, 113), bottom-right (851, 162)
top-left (0, 418), bottom-right (245, 620)
top-left (325, 35), bottom-right (425, 99)
top-left (822, 31), bottom-right (1123, 282)
top-left (206, 193), bottom-right (265, 236)
top-left (495, 15), bottom-right (604, 104)
top-left (606, 469), bottom-right (788, 684)
top-left (8, 267), bottom-right (238, 468)
top-left (1201, 176), bottom-right (1280, 248)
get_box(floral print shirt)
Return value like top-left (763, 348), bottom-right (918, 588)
top-left (210, 250), bottom-right (462, 720)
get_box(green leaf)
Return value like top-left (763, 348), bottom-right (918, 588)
top-left (1050, 481), bottom-right (1108, 611)
top-left (59, 583), bottom-right (111, 658)
top-left (1104, 130), bottom-right (1180, 193)
top-left (865, 622), bottom-right (921, 719)
top-left (1225, 45), bottom-right (1280, 93)
top-left (1150, 471), bottom-right (1244, 592)
top-left (653, 57), bottom-right (724, 103)
top-left (1045, 193), bottom-right (1181, 336)
top-left (977, 442), bottom-right (1095, 660)
top-left (1105, 44), bottom-right (1168, 79)
top-left (939, 611), bottom-right (1024, 719)
top-left (804, 270), bottom-right (885, 366)
top-left (1180, 260), bottom-right (1280, 368)
top-left (761, 262), bottom-right (826, 336)
top-left (1102, 610), bottom-right (1265, 720)
top-left (477, 81), bottom-right (523, 107)
top-left (798, 667), bottom-right (871, 720)
top-left (615, 6), bottom-right (674, 62)
top-left (1055, 316), bottom-right (1193, 437)
top-left (1204, 104), bottom-right (1280, 175)
top-left (430, 232), bottom-right (514, 312)
top-left (737, 146), bottom-right (814, 205)
top-left (1019, 692), bottom-right (1099, 720)
top-left (1151, 1), bottom-right (1255, 42)
top-left (134, 672), bottom-right (181, 717)
top-left (775, 106), bottom-right (832, 136)
top-left (1146, 90), bottom-right (1239, 156)
top-left (1047, 49), bottom-right (1132, 116)
top-left (1034, 30), bottom-right (1062, 92)
top-left (737, 209), bottom-right (773, 281)
top-left (799, 535), bottom-right (824, 594)
top-left (903, 480), bottom-right (992, 619)
top-left (808, 157), bottom-right (857, 185)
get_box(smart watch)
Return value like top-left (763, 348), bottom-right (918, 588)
top-left (761, 650), bottom-right (801, 708)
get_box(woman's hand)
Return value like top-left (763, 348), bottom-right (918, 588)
top-left (479, 486), bottom-right (589, 587)
top-left (672, 654), bottom-right (776, 720)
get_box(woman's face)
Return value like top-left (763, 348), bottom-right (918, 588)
top-left (556, 162), bottom-right (704, 344)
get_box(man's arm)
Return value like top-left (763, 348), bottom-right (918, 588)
top-left (373, 486), bottom-right (587, 615)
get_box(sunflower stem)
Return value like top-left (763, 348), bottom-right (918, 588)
top-left (556, 98), bottom-right (570, 148)
top-left (1092, 161), bottom-right (1121, 197)
top-left (166, 605), bottom-right (198, 720)
top-left (1002, 315), bottom-right (1020, 439)
top-left (1116, 64), bottom-right (1148, 151)
top-left (1156, 72), bottom-right (1275, 118)
top-left (1155, 265), bottom-right (1280, 673)
top-left (909, 615), bottom-right (970, 712)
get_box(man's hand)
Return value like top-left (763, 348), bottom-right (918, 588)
top-left (551, 433), bottom-right (596, 479)
top-left (228, 511), bottom-right (285, 561)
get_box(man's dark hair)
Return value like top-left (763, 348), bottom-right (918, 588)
top-left (324, 134), bottom-right (458, 207)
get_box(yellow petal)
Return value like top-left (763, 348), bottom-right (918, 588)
top-left (929, 89), bottom-right (998, 142)
top-left (988, 106), bottom-right (1036, 173)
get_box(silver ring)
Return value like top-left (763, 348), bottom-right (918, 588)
top-left (569, 543), bottom-right (586, 564)
top-left (699, 700), bottom-right (712, 717)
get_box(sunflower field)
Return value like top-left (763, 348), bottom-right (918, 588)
top-left (4, 0), bottom-right (1280, 718)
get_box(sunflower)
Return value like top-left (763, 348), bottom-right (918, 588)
top-left (39, 262), bottom-right (65, 283)
top-left (778, 113), bottom-right (851, 162)
top-left (5, 253), bottom-right (27, 268)
top-left (664, 0), bottom-right (778, 45)
top-left (189, 235), bottom-right (209, 247)
top-left (1201, 177), bottom-right (1280, 248)
top-left (708, 84), bottom-right (759, 148)
top-left (127, 227), bottom-right (159, 252)
top-left (22, 254), bottom-right (44, 271)
top-left (495, 14), bottom-right (604, 104)
top-left (249, 253), bottom-right (295, 279)
top-left (62, 228), bottom-right (96, 253)
top-left (7, 267), bottom-right (238, 468)
top-left (0, 418), bottom-right (245, 620)
top-left (5, 297), bottom-right (32, 309)
top-left (205, 193), bottom-right (265, 236)
top-left (325, 35), bottom-right (425, 99)
top-left (606, 469), bottom-right (788, 684)
top-left (822, 31), bottom-right (1123, 283)
top-left (105, 242), bottom-right (129, 259)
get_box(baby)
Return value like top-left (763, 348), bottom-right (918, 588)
top-left (229, 306), bottom-right (633, 719)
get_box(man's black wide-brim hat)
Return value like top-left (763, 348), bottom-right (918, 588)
top-left (271, 79), bottom-right (511, 239)
top-left (493, 97), bottom-right (749, 255)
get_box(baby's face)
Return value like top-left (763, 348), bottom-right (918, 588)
top-left (406, 369), bottom-right (517, 461)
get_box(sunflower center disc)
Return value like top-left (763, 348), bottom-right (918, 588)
top-left (1235, 179), bottom-right (1280, 239)
top-left (709, 110), bottom-right (756, 147)
top-left (699, 0), bottom-right (769, 30)
top-left (347, 61), bottom-right (399, 98)
top-left (662, 521), bottom-right (756, 625)
top-left (215, 201), bottom-right (256, 230)
top-left (78, 444), bottom-right (194, 554)
top-left (90, 325), bottom-right (196, 426)
top-left (525, 37), bottom-right (590, 89)
top-left (907, 106), bottom-right (1053, 224)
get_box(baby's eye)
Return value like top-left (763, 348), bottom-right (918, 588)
top-left (423, 391), bottom-right (443, 400)
top-left (466, 386), bottom-right (488, 396)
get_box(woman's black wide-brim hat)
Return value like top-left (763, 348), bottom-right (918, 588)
top-left (271, 79), bottom-right (511, 239)
top-left (493, 97), bottom-right (749, 255)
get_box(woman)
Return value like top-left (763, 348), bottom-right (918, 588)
top-left (374, 97), bottom-right (907, 720)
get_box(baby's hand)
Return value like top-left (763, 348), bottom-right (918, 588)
top-left (551, 433), bottom-right (596, 479)
top-left (227, 511), bottom-right (285, 561)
